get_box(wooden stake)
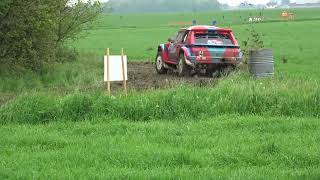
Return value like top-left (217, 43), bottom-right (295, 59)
top-left (121, 48), bottom-right (128, 96)
top-left (107, 48), bottom-right (111, 96)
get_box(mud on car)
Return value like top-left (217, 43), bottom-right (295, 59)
top-left (155, 25), bottom-right (243, 76)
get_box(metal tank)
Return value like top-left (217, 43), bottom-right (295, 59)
top-left (249, 49), bottom-right (274, 77)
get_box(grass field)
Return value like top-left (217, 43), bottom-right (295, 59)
top-left (1, 116), bottom-right (320, 179)
top-left (1, 8), bottom-right (320, 179)
top-left (74, 8), bottom-right (320, 76)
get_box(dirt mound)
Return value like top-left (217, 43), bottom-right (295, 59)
top-left (111, 62), bottom-right (217, 90)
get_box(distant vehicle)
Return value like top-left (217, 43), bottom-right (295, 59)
top-left (155, 25), bottom-right (243, 76)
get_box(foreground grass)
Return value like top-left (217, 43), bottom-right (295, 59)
top-left (1, 115), bottom-right (319, 179)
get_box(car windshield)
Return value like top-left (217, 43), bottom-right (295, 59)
top-left (194, 31), bottom-right (233, 45)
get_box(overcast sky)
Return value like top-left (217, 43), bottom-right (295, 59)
top-left (69, 0), bottom-right (317, 7)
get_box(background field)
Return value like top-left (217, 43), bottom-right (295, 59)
top-left (1, 8), bottom-right (320, 179)
top-left (75, 8), bottom-right (320, 79)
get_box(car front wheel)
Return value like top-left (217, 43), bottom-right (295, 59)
top-left (155, 52), bottom-right (167, 74)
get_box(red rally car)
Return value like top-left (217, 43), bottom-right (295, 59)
top-left (155, 25), bottom-right (243, 76)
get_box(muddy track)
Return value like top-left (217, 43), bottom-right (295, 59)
top-left (0, 62), bottom-right (218, 106)
top-left (111, 62), bottom-right (217, 90)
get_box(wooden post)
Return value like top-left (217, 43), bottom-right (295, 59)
top-left (107, 48), bottom-right (111, 96)
top-left (121, 48), bottom-right (128, 96)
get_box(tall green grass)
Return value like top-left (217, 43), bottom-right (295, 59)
top-left (1, 74), bottom-right (319, 124)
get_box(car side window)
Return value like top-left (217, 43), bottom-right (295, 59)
top-left (182, 31), bottom-right (189, 43)
top-left (176, 31), bottom-right (185, 43)
top-left (171, 33), bottom-right (178, 42)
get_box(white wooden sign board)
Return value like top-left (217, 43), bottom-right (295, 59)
top-left (104, 55), bottom-right (128, 82)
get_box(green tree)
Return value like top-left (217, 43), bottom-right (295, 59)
top-left (55, 0), bottom-right (102, 47)
top-left (0, 0), bottom-right (102, 72)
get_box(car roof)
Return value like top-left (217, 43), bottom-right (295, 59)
top-left (180, 25), bottom-right (232, 32)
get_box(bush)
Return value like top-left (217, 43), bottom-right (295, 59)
top-left (0, 0), bottom-right (101, 72)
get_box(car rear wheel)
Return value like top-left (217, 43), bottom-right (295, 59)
top-left (210, 65), bottom-right (235, 78)
top-left (155, 52), bottom-right (167, 74)
top-left (177, 54), bottom-right (189, 76)
top-left (220, 65), bottom-right (235, 77)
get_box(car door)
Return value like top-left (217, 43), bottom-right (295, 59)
top-left (168, 31), bottom-right (186, 64)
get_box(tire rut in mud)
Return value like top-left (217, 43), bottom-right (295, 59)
top-left (111, 62), bottom-right (217, 90)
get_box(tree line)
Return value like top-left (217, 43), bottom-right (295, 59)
top-left (104, 0), bottom-right (221, 13)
